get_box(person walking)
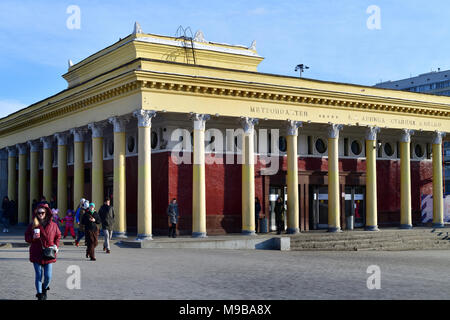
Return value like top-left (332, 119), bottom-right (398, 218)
top-left (74, 200), bottom-right (89, 247)
top-left (2, 196), bottom-right (10, 233)
top-left (274, 197), bottom-right (285, 235)
top-left (98, 197), bottom-right (115, 254)
top-left (49, 196), bottom-right (57, 210)
top-left (24, 204), bottom-right (61, 300)
top-left (167, 198), bottom-right (179, 238)
top-left (81, 203), bottom-right (101, 261)
top-left (60, 210), bottom-right (76, 239)
top-left (255, 197), bottom-right (262, 233)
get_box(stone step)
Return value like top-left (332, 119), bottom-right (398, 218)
top-left (291, 238), bottom-right (450, 251)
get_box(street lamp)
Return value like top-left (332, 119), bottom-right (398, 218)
top-left (295, 64), bottom-right (309, 78)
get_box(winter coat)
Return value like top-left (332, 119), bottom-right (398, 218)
top-left (60, 215), bottom-right (74, 228)
top-left (274, 202), bottom-right (285, 221)
top-left (167, 203), bottom-right (179, 224)
top-left (24, 206), bottom-right (61, 265)
top-left (81, 210), bottom-right (101, 232)
top-left (255, 202), bottom-right (262, 219)
top-left (2, 200), bottom-right (11, 219)
top-left (76, 208), bottom-right (87, 231)
top-left (98, 204), bottom-right (115, 230)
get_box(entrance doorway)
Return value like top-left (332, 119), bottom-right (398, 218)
top-left (344, 186), bottom-right (365, 229)
top-left (268, 186), bottom-right (287, 232)
top-left (310, 186), bottom-right (329, 230)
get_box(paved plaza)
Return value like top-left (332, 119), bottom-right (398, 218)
top-left (1, 241), bottom-right (449, 300)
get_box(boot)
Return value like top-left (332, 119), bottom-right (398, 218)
top-left (42, 287), bottom-right (49, 300)
top-left (36, 293), bottom-right (44, 300)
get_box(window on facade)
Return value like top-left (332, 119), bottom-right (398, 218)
top-left (108, 140), bottom-right (114, 156)
top-left (279, 137), bottom-right (287, 152)
top-left (351, 140), bottom-right (362, 156)
top-left (384, 143), bottom-right (394, 157)
top-left (127, 136), bottom-right (135, 153)
top-left (415, 144), bottom-right (424, 158)
top-left (315, 138), bottom-right (327, 154)
top-left (151, 132), bottom-right (158, 149)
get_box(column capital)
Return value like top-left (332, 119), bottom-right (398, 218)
top-left (365, 126), bottom-right (380, 141)
top-left (55, 132), bottom-right (69, 146)
top-left (7, 146), bottom-right (17, 157)
top-left (240, 117), bottom-right (259, 134)
top-left (400, 129), bottom-right (415, 143)
top-left (327, 124), bottom-right (343, 139)
top-left (432, 131), bottom-right (446, 145)
top-left (134, 109), bottom-right (157, 128)
top-left (286, 120), bottom-right (303, 136)
top-left (88, 122), bottom-right (106, 138)
top-left (108, 116), bottom-right (129, 133)
top-left (28, 140), bottom-right (41, 153)
top-left (70, 128), bottom-right (87, 142)
top-left (16, 143), bottom-right (28, 155)
top-left (190, 113), bottom-right (211, 131)
top-left (40, 136), bottom-right (54, 149)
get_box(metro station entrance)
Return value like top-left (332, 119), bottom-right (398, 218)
top-left (310, 185), bottom-right (366, 230)
top-left (344, 186), bottom-right (366, 229)
top-left (310, 186), bottom-right (329, 230)
top-left (268, 186), bottom-right (287, 232)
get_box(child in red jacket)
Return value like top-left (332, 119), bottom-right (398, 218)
top-left (60, 210), bottom-right (75, 239)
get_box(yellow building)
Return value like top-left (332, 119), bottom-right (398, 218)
top-left (1, 23), bottom-right (449, 238)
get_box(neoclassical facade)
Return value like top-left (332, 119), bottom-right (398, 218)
top-left (0, 24), bottom-right (449, 238)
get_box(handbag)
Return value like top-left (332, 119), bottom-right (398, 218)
top-left (40, 237), bottom-right (56, 260)
top-left (42, 247), bottom-right (56, 260)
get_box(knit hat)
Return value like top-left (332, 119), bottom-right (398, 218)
top-left (89, 203), bottom-right (95, 208)
top-left (80, 198), bottom-right (86, 204)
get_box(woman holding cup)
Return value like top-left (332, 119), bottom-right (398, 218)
top-left (25, 204), bottom-right (61, 300)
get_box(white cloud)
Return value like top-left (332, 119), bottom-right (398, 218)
top-left (0, 99), bottom-right (27, 118)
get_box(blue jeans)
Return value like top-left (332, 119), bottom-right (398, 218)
top-left (33, 263), bottom-right (53, 294)
top-left (1, 217), bottom-right (9, 229)
top-left (76, 230), bottom-right (85, 243)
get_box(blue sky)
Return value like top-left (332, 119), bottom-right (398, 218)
top-left (1, 0), bottom-right (450, 118)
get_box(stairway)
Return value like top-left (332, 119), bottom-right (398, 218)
top-left (290, 227), bottom-right (450, 251)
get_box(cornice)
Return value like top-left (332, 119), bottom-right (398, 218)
top-left (1, 71), bottom-right (449, 139)
top-left (136, 75), bottom-right (450, 118)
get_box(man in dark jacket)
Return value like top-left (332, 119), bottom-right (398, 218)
top-left (255, 197), bottom-right (262, 233)
top-left (98, 197), bottom-right (115, 253)
top-left (81, 203), bottom-right (101, 261)
top-left (274, 197), bottom-right (285, 235)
